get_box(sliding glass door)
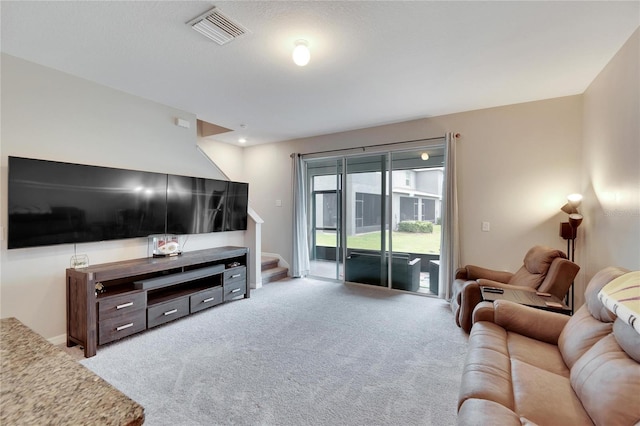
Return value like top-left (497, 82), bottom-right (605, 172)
top-left (306, 142), bottom-right (445, 295)
top-left (388, 149), bottom-right (444, 294)
top-left (309, 159), bottom-right (343, 280)
top-left (344, 154), bottom-right (389, 287)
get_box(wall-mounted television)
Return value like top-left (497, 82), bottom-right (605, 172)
top-left (7, 157), bottom-right (249, 249)
top-left (167, 175), bottom-right (228, 234)
top-left (166, 176), bottom-right (249, 234)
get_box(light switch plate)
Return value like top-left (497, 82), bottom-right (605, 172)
top-left (481, 221), bottom-right (490, 232)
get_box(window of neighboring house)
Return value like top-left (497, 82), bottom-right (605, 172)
top-left (422, 198), bottom-right (436, 221)
top-left (400, 196), bottom-right (418, 221)
top-left (355, 192), bottom-right (382, 231)
top-left (322, 192), bottom-right (337, 228)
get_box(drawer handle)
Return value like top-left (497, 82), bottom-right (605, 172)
top-left (116, 302), bottom-right (134, 310)
top-left (230, 288), bottom-right (242, 294)
top-left (203, 297), bottom-right (215, 303)
top-left (116, 323), bottom-right (134, 331)
top-left (230, 274), bottom-right (241, 278)
top-left (163, 309), bottom-right (178, 316)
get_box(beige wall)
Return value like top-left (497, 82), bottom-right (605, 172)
top-left (0, 54), bottom-right (245, 342)
top-left (239, 29), bottom-right (640, 311)
top-left (198, 139), bottom-right (245, 182)
top-left (2, 28), bottom-right (637, 341)
top-left (241, 29), bottom-right (639, 311)
top-left (581, 28), bottom-right (640, 294)
top-left (243, 96), bottom-right (584, 282)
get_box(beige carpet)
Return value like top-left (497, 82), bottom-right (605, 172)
top-left (80, 277), bottom-right (469, 425)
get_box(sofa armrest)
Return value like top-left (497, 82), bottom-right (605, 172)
top-left (472, 301), bottom-right (496, 325)
top-left (465, 265), bottom-right (514, 283)
top-left (455, 267), bottom-right (469, 280)
top-left (491, 300), bottom-right (570, 345)
top-left (456, 280), bottom-right (483, 332)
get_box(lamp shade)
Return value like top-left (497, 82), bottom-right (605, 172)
top-left (568, 213), bottom-right (583, 228)
top-left (567, 193), bottom-right (583, 206)
top-left (561, 193), bottom-right (583, 214)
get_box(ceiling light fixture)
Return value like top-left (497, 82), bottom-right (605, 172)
top-left (292, 40), bottom-right (310, 66)
top-left (238, 137), bottom-right (247, 144)
top-left (421, 152), bottom-right (430, 161)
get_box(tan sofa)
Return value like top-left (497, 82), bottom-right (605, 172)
top-left (457, 266), bottom-right (640, 425)
top-left (451, 245), bottom-right (580, 332)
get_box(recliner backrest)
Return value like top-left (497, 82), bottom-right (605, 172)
top-left (558, 266), bottom-right (627, 369)
top-left (537, 257), bottom-right (580, 299)
top-left (508, 245), bottom-right (567, 289)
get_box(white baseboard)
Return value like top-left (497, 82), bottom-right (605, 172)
top-left (48, 333), bottom-right (67, 346)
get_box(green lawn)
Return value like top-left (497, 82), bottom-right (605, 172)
top-left (315, 225), bottom-right (441, 254)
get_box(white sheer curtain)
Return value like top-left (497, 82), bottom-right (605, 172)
top-left (291, 154), bottom-right (310, 277)
top-left (439, 132), bottom-right (460, 300)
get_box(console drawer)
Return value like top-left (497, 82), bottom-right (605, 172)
top-left (224, 280), bottom-right (246, 301)
top-left (147, 297), bottom-right (189, 328)
top-left (98, 310), bottom-right (146, 345)
top-left (98, 291), bottom-right (146, 321)
top-left (190, 286), bottom-right (223, 313)
top-left (224, 266), bottom-right (246, 284)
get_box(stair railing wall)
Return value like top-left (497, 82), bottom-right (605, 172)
top-left (247, 206), bottom-right (264, 289)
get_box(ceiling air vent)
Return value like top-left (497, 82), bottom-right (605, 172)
top-left (188, 7), bottom-right (250, 45)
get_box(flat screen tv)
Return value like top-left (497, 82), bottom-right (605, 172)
top-left (224, 182), bottom-right (249, 231)
top-left (166, 176), bottom-right (249, 234)
top-left (8, 157), bottom-right (168, 249)
top-left (166, 175), bottom-right (228, 234)
top-left (8, 157), bottom-right (249, 250)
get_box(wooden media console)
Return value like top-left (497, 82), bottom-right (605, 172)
top-left (66, 246), bottom-right (249, 357)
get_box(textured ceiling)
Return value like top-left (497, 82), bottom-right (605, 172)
top-left (2, 1), bottom-right (638, 146)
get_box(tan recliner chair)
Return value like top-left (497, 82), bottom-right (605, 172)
top-left (450, 245), bottom-right (579, 332)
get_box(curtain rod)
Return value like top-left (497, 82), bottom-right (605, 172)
top-left (290, 134), bottom-right (459, 158)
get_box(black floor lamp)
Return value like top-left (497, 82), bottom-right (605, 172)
top-left (560, 193), bottom-right (583, 311)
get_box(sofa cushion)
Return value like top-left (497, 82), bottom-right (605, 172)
top-left (570, 333), bottom-right (640, 426)
top-left (458, 322), bottom-right (515, 411)
top-left (558, 266), bottom-right (627, 368)
top-left (507, 332), bottom-right (569, 377)
top-left (511, 359), bottom-right (593, 425)
top-left (508, 265), bottom-right (542, 289)
top-left (558, 306), bottom-right (614, 369)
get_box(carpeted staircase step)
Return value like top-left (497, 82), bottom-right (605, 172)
top-left (261, 256), bottom-right (279, 272)
top-left (261, 256), bottom-right (288, 283)
top-left (262, 266), bottom-right (288, 283)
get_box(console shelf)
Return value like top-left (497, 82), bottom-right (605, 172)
top-left (66, 246), bottom-right (249, 357)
